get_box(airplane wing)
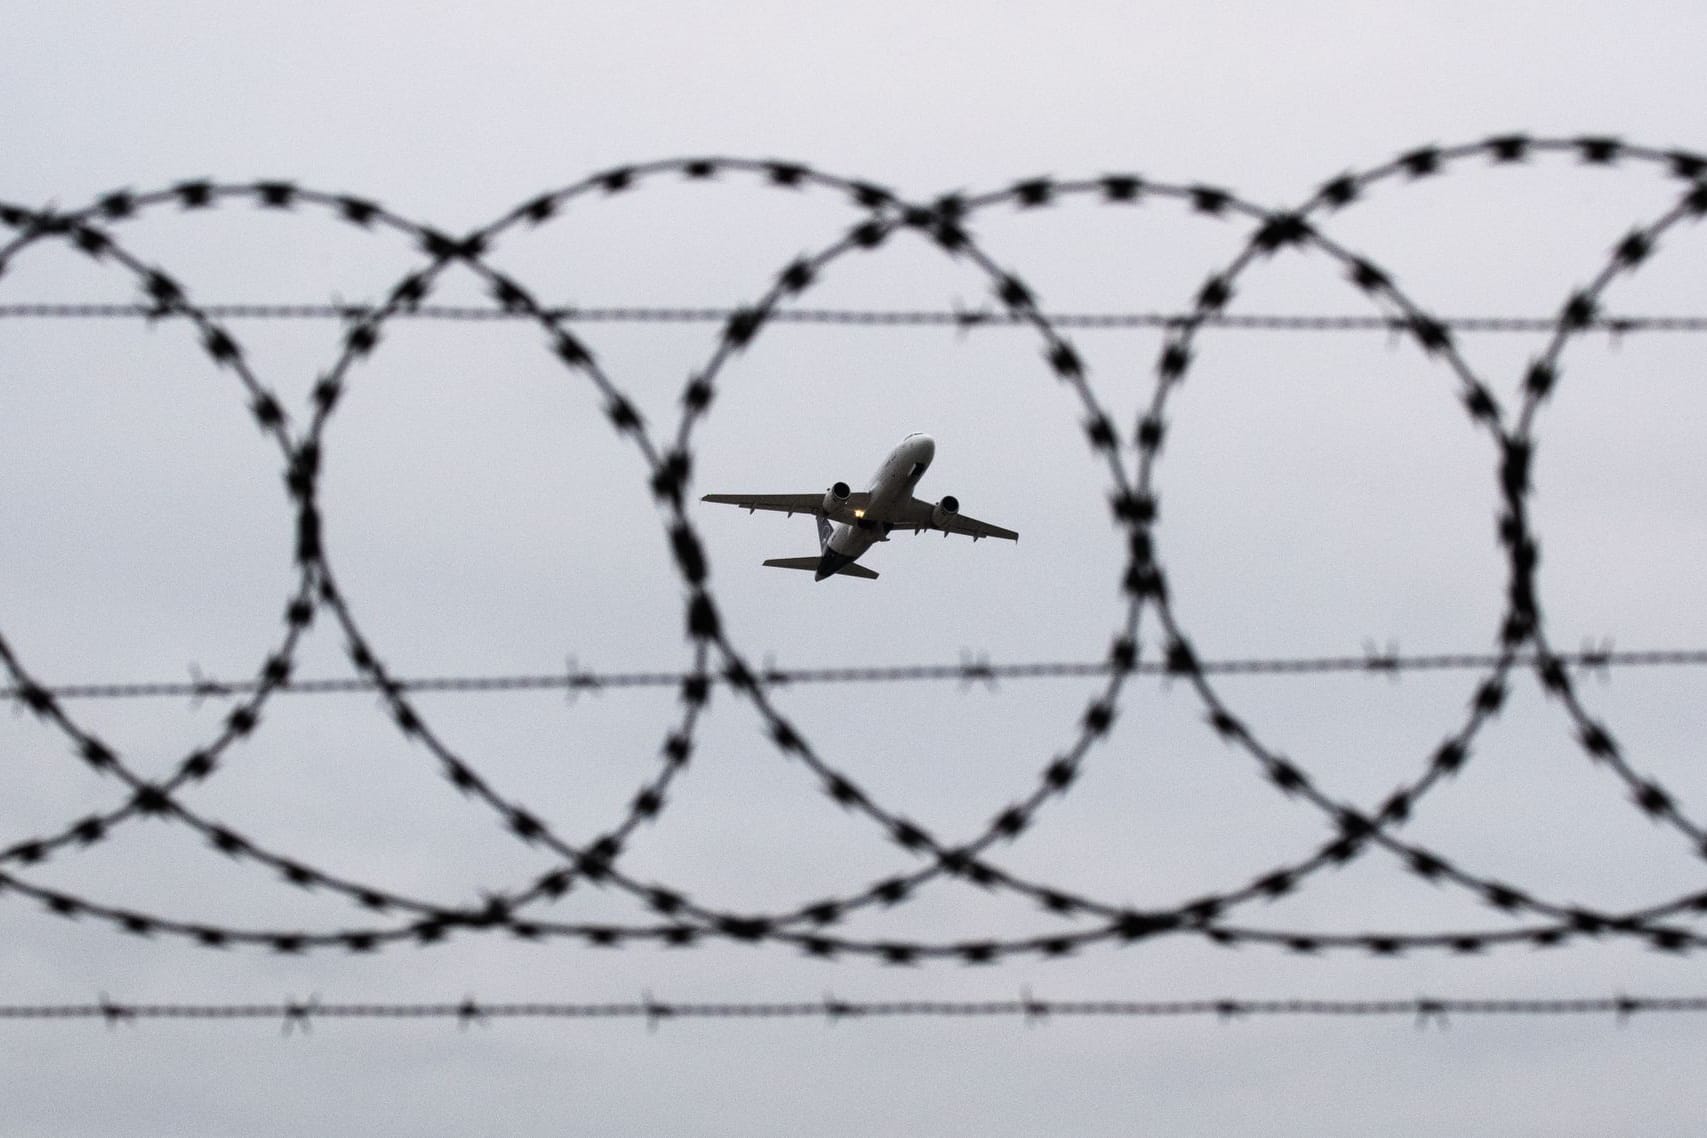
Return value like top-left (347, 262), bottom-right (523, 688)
top-left (892, 497), bottom-right (1018, 542)
top-left (701, 492), bottom-right (870, 523)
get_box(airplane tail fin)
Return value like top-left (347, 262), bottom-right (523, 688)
top-left (763, 557), bottom-right (879, 580)
top-left (816, 514), bottom-right (832, 553)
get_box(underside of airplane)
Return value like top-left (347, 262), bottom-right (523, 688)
top-left (700, 434), bottom-right (1017, 581)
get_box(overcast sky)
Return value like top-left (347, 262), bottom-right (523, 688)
top-left (4, 2), bottom-right (1707, 1135)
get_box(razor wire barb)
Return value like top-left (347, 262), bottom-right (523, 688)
top-left (3, 134), bottom-right (1707, 962)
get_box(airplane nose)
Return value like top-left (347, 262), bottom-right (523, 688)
top-left (914, 434), bottom-right (936, 462)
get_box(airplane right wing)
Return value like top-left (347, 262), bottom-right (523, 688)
top-left (892, 497), bottom-right (1018, 542)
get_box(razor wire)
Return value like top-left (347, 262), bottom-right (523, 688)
top-left (3, 135), bottom-right (1707, 962)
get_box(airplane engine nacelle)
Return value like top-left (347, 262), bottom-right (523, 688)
top-left (931, 495), bottom-right (960, 529)
top-left (823, 481), bottom-right (851, 513)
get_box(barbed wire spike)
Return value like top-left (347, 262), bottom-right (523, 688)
top-left (1020, 986), bottom-right (1049, 1027)
top-left (958, 651), bottom-right (997, 692)
top-left (1362, 640), bottom-right (1402, 681)
top-left (96, 992), bottom-right (133, 1030)
top-left (642, 990), bottom-right (672, 1034)
top-left (457, 996), bottom-right (488, 1031)
top-left (185, 664), bottom-right (232, 709)
top-left (564, 655), bottom-right (602, 704)
top-left (1579, 638), bottom-right (1616, 682)
top-left (281, 994), bottom-right (318, 1037)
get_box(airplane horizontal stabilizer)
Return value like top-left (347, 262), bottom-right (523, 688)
top-left (762, 557), bottom-right (879, 580)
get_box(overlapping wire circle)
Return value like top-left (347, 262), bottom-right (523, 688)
top-left (3, 134), bottom-right (1706, 962)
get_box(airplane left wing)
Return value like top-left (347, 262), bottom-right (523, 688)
top-left (701, 491), bottom-right (870, 522)
top-left (893, 497), bottom-right (1018, 542)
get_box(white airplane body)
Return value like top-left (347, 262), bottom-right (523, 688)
top-left (701, 433), bottom-right (1017, 581)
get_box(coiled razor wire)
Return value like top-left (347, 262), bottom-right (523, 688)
top-left (2, 135), bottom-right (1707, 961)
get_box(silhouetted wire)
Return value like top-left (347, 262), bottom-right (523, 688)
top-left (3, 135), bottom-right (1707, 961)
top-left (3, 647), bottom-right (1696, 703)
top-left (2, 993), bottom-right (1701, 1027)
top-left (4, 302), bottom-right (1707, 333)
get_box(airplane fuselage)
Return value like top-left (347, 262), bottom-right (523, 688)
top-left (816, 432), bottom-right (934, 579)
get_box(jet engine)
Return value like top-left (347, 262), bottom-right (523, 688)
top-left (823, 481), bottom-right (851, 513)
top-left (931, 495), bottom-right (960, 529)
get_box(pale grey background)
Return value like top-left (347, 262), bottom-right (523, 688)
top-left (3, 2), bottom-right (1707, 1135)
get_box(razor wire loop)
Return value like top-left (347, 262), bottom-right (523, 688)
top-left (1083, 155), bottom-right (1544, 937)
top-left (636, 176), bottom-right (1155, 941)
top-left (1098, 137), bottom-right (1707, 949)
top-left (1505, 179), bottom-right (1707, 855)
top-left (0, 199), bottom-right (320, 871)
top-left (289, 159), bottom-right (1143, 945)
top-left (0, 176), bottom-right (740, 941)
top-left (116, 160), bottom-right (1152, 956)
top-left (2, 139), bottom-right (1707, 959)
top-left (1119, 162), bottom-right (1538, 927)
top-left (0, 191), bottom-right (535, 937)
top-left (1393, 141), bottom-right (1707, 860)
top-left (1314, 146), bottom-right (1707, 857)
top-left (292, 161), bottom-right (1163, 954)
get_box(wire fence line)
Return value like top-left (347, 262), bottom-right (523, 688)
top-left (3, 993), bottom-right (1702, 1030)
top-left (3, 646), bottom-right (1698, 704)
top-left (5, 302), bottom-right (1707, 334)
top-left (4, 135), bottom-right (1707, 963)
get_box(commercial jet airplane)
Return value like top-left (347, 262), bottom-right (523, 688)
top-left (700, 433), bottom-right (1017, 581)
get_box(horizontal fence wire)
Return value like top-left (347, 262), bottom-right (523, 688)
top-left (3, 302), bottom-right (1707, 334)
top-left (1, 647), bottom-right (1696, 703)
top-left (1, 994), bottom-right (1701, 1029)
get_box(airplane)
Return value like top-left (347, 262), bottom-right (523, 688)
top-left (700, 433), bottom-right (1017, 581)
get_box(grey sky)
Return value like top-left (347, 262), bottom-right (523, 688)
top-left (4, 2), bottom-right (1707, 1134)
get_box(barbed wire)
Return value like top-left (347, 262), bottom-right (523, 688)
top-left (2, 992), bottom-right (1700, 1030)
top-left (4, 134), bottom-right (1707, 961)
top-left (0, 645), bottom-right (1692, 703)
top-left (4, 301), bottom-right (1707, 334)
